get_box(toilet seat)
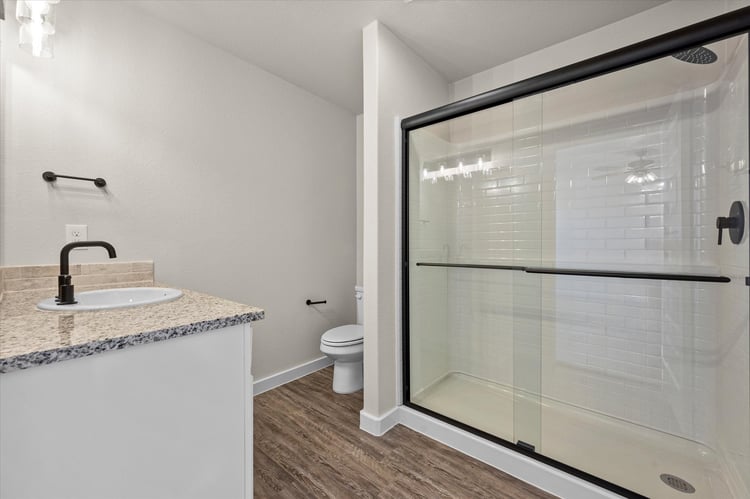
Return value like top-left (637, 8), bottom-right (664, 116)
top-left (321, 324), bottom-right (363, 347)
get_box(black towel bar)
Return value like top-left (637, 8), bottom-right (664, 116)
top-left (43, 171), bottom-right (107, 188)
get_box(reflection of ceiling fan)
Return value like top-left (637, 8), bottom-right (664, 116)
top-left (592, 149), bottom-right (659, 184)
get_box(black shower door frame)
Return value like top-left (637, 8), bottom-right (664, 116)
top-left (401, 7), bottom-right (750, 499)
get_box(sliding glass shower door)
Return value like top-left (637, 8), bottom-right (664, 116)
top-left (406, 95), bottom-right (544, 451)
top-left (405, 29), bottom-right (749, 499)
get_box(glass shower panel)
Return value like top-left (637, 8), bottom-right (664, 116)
top-left (406, 25), bottom-right (748, 499)
top-left (410, 266), bottom-right (517, 442)
top-left (407, 119), bottom-right (454, 411)
top-left (539, 276), bottom-right (729, 495)
top-left (407, 99), bottom-right (543, 446)
top-left (538, 34), bottom-right (749, 498)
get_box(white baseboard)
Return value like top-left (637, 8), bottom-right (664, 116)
top-left (392, 406), bottom-right (622, 499)
top-left (253, 356), bottom-right (333, 396)
top-left (359, 407), bottom-right (400, 436)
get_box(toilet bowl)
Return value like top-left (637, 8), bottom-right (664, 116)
top-left (320, 287), bottom-right (363, 394)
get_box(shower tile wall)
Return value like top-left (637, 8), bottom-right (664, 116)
top-left (434, 56), bottom-right (742, 447)
top-left (538, 85), bottom-right (720, 443)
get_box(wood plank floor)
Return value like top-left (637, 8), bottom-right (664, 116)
top-left (254, 367), bottom-right (555, 498)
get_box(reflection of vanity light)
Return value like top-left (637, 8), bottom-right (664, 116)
top-left (422, 159), bottom-right (497, 183)
top-left (422, 149), bottom-right (493, 184)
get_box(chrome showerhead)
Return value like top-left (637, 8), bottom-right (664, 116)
top-left (672, 47), bottom-right (718, 64)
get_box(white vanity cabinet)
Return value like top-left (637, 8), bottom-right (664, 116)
top-left (0, 323), bottom-right (254, 499)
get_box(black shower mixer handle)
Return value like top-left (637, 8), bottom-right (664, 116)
top-left (716, 216), bottom-right (733, 244)
top-left (716, 201), bottom-right (745, 245)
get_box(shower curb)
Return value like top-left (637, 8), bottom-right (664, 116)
top-left (370, 406), bottom-right (624, 499)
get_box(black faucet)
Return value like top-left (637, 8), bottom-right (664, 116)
top-left (57, 241), bottom-right (117, 305)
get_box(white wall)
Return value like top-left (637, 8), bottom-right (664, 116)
top-left (356, 114), bottom-right (363, 287)
top-left (0, 1), bottom-right (356, 380)
top-left (361, 21), bottom-right (448, 419)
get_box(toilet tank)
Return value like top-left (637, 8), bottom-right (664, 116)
top-left (355, 286), bottom-right (364, 325)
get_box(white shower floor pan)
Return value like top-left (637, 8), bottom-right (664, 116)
top-left (412, 372), bottom-right (735, 499)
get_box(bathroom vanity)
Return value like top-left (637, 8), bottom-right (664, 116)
top-left (0, 262), bottom-right (264, 499)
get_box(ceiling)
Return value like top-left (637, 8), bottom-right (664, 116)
top-left (130, 0), bottom-right (667, 114)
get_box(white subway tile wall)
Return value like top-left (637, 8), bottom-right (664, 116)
top-left (538, 76), bottom-right (722, 443)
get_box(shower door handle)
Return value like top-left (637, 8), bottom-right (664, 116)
top-left (716, 201), bottom-right (745, 245)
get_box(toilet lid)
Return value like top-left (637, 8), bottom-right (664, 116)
top-left (322, 324), bottom-right (363, 346)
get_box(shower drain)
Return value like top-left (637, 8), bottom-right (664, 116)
top-left (660, 474), bottom-right (696, 494)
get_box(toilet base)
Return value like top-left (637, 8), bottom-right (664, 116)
top-left (332, 359), bottom-right (363, 394)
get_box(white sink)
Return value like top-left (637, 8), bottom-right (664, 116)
top-left (37, 287), bottom-right (183, 312)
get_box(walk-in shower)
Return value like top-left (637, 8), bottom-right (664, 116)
top-left (403, 10), bottom-right (750, 499)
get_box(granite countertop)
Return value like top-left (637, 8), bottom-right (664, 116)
top-left (0, 274), bottom-right (264, 373)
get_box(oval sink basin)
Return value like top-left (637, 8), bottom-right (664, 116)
top-left (37, 287), bottom-right (183, 312)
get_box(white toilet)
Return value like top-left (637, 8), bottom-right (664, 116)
top-left (320, 286), bottom-right (363, 394)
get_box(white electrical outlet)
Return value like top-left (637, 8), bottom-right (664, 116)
top-left (65, 224), bottom-right (88, 248)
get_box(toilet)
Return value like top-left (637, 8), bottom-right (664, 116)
top-left (320, 286), bottom-right (363, 394)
